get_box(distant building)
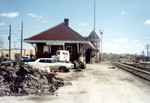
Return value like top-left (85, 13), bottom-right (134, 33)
top-left (86, 30), bottom-right (100, 63)
top-left (0, 49), bottom-right (35, 61)
top-left (24, 19), bottom-right (100, 63)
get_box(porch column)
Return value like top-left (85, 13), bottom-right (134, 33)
top-left (77, 43), bottom-right (79, 54)
top-left (63, 44), bottom-right (65, 50)
top-left (49, 45), bottom-right (51, 53)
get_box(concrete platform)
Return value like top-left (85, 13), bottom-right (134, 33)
top-left (1, 62), bottom-right (150, 103)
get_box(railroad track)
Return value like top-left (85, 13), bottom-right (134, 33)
top-left (112, 62), bottom-right (150, 82)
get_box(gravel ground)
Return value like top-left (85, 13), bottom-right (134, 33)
top-left (1, 62), bottom-right (150, 103)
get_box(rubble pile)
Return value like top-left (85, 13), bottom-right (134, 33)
top-left (0, 63), bottom-right (64, 96)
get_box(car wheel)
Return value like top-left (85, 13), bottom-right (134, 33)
top-left (72, 61), bottom-right (79, 69)
top-left (80, 62), bottom-right (86, 69)
top-left (59, 66), bottom-right (67, 72)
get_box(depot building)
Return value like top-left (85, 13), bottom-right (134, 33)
top-left (24, 19), bottom-right (100, 63)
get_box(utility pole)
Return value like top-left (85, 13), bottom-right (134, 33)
top-left (99, 30), bottom-right (104, 62)
top-left (142, 50), bottom-right (145, 62)
top-left (145, 44), bottom-right (149, 57)
top-left (94, 0), bottom-right (96, 31)
top-left (8, 25), bottom-right (11, 59)
top-left (20, 21), bottom-right (23, 60)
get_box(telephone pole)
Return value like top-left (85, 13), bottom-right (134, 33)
top-left (145, 44), bottom-right (150, 57)
top-left (20, 21), bottom-right (23, 60)
top-left (8, 25), bottom-right (11, 59)
top-left (94, 0), bottom-right (96, 31)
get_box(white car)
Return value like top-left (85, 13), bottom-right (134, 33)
top-left (27, 58), bottom-right (74, 72)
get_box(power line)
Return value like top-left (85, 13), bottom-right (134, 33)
top-left (12, 31), bottom-right (21, 39)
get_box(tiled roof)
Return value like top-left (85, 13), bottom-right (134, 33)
top-left (88, 30), bottom-right (100, 40)
top-left (24, 23), bottom-right (86, 41)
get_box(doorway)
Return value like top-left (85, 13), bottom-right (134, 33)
top-left (85, 49), bottom-right (92, 63)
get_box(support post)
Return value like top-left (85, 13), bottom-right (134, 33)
top-left (77, 43), bottom-right (79, 54)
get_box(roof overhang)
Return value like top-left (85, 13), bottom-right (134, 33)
top-left (24, 40), bottom-right (95, 49)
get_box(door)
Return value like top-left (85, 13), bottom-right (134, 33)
top-left (85, 49), bottom-right (92, 63)
top-left (47, 59), bottom-right (57, 70)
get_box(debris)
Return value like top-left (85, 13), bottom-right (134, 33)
top-left (74, 69), bottom-right (82, 72)
top-left (0, 63), bottom-right (64, 96)
top-left (64, 81), bottom-right (72, 86)
top-left (108, 66), bottom-right (115, 69)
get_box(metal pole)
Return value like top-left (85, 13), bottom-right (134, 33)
top-left (9, 25), bottom-right (11, 59)
top-left (147, 45), bottom-right (149, 57)
top-left (145, 44), bottom-right (149, 57)
top-left (20, 21), bottom-right (23, 60)
top-left (99, 30), bottom-right (103, 62)
top-left (94, 0), bottom-right (96, 31)
top-left (101, 32), bottom-right (103, 62)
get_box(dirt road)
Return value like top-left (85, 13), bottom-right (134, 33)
top-left (1, 62), bottom-right (150, 103)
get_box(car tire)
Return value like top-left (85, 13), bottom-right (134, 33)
top-left (72, 61), bottom-right (79, 69)
top-left (59, 66), bottom-right (67, 72)
top-left (80, 62), bottom-right (86, 69)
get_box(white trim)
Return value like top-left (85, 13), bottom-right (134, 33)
top-left (49, 45), bottom-right (51, 53)
top-left (77, 43), bottom-right (79, 54)
top-left (80, 44), bottom-right (87, 53)
top-left (24, 40), bottom-right (89, 44)
top-left (46, 42), bottom-right (64, 45)
top-left (24, 40), bottom-right (95, 49)
top-left (88, 42), bottom-right (95, 49)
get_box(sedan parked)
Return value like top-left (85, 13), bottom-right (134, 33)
top-left (26, 58), bottom-right (74, 72)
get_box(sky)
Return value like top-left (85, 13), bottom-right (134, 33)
top-left (0, 0), bottom-right (150, 55)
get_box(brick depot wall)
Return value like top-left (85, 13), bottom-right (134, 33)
top-left (36, 43), bottom-right (79, 61)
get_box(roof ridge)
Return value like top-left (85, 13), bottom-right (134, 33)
top-left (62, 23), bottom-right (87, 41)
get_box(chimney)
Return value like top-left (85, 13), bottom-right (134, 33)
top-left (64, 18), bottom-right (69, 26)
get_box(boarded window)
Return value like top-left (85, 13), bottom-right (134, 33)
top-left (43, 46), bottom-right (49, 54)
top-left (66, 46), bottom-right (72, 54)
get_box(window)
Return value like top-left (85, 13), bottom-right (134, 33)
top-left (47, 60), bottom-right (52, 63)
top-left (66, 46), bottom-right (72, 54)
top-left (43, 45), bottom-right (49, 54)
top-left (57, 51), bottom-right (60, 55)
top-left (39, 59), bottom-right (46, 63)
top-left (52, 59), bottom-right (58, 63)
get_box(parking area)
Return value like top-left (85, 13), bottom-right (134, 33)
top-left (1, 62), bottom-right (150, 103)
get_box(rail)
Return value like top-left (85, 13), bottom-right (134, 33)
top-left (112, 62), bottom-right (150, 82)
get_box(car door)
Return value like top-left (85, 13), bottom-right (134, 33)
top-left (38, 59), bottom-right (47, 68)
top-left (51, 59), bottom-right (60, 70)
top-left (47, 59), bottom-right (56, 70)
